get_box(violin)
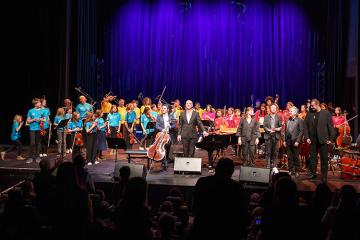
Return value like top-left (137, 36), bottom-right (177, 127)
top-left (40, 121), bottom-right (46, 136)
top-left (147, 126), bottom-right (170, 161)
top-left (129, 131), bottom-right (135, 145)
top-left (74, 132), bottom-right (84, 147)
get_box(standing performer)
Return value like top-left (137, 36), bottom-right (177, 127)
top-left (140, 97), bottom-right (152, 114)
top-left (140, 107), bottom-right (156, 148)
top-left (95, 110), bottom-right (107, 161)
top-left (101, 95), bottom-right (113, 114)
top-left (225, 107), bottom-right (235, 128)
top-left (298, 104), bottom-right (308, 120)
top-left (107, 105), bottom-right (121, 138)
top-left (76, 96), bottom-right (93, 120)
top-left (1, 115), bottom-right (25, 160)
top-left (177, 100), bottom-right (208, 158)
top-left (118, 99), bottom-right (127, 124)
top-left (85, 112), bottom-right (98, 165)
top-left (67, 112), bottom-right (83, 159)
top-left (304, 99), bottom-right (335, 183)
top-left (236, 107), bottom-right (260, 166)
top-left (65, 106), bottom-right (73, 154)
top-left (40, 98), bottom-right (51, 157)
top-left (195, 102), bottom-right (205, 118)
top-left (263, 104), bottom-right (282, 168)
top-left (26, 98), bottom-right (43, 163)
top-left (283, 106), bottom-right (304, 177)
top-left (53, 108), bottom-right (66, 157)
top-left (155, 104), bottom-right (177, 169)
top-left (124, 103), bottom-right (137, 149)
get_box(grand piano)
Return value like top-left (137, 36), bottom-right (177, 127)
top-left (196, 127), bottom-right (238, 168)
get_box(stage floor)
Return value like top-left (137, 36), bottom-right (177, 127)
top-left (0, 144), bottom-right (359, 192)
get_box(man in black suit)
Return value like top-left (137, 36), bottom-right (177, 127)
top-left (177, 100), bottom-right (208, 158)
top-left (263, 104), bottom-right (283, 168)
top-left (236, 107), bottom-right (260, 166)
top-left (304, 99), bottom-right (335, 182)
top-left (155, 104), bottom-right (177, 170)
top-left (284, 106), bottom-right (304, 177)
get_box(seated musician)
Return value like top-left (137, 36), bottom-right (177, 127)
top-left (155, 104), bottom-right (177, 170)
top-left (214, 109), bottom-right (225, 130)
top-left (202, 104), bottom-right (215, 121)
top-left (225, 107), bottom-right (235, 128)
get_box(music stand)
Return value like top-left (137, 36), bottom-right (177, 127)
top-left (57, 118), bottom-right (70, 162)
top-left (106, 137), bottom-right (127, 162)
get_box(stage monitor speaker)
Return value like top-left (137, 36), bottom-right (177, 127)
top-left (239, 166), bottom-right (270, 186)
top-left (174, 157), bottom-right (202, 175)
top-left (114, 162), bottom-right (146, 179)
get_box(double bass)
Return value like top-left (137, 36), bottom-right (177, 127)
top-left (147, 126), bottom-right (170, 161)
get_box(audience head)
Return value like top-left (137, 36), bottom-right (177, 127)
top-left (158, 213), bottom-right (176, 237)
top-left (119, 166), bottom-right (131, 181)
top-left (123, 177), bottom-right (147, 206)
top-left (39, 158), bottom-right (51, 173)
top-left (338, 185), bottom-right (357, 210)
top-left (274, 177), bottom-right (298, 207)
top-left (56, 162), bottom-right (79, 190)
top-left (215, 158), bottom-right (234, 179)
top-left (73, 154), bottom-right (86, 168)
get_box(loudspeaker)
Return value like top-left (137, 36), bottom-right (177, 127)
top-left (114, 162), bottom-right (146, 179)
top-left (174, 157), bottom-right (202, 175)
top-left (239, 166), bottom-right (270, 185)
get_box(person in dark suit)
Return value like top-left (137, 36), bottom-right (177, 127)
top-left (177, 100), bottom-right (208, 158)
top-left (284, 106), bottom-right (304, 177)
top-left (236, 107), bottom-right (260, 166)
top-left (263, 104), bottom-right (283, 168)
top-left (304, 99), bottom-right (335, 183)
top-left (155, 104), bottom-right (177, 170)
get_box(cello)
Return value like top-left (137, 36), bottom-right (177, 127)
top-left (336, 113), bottom-right (358, 147)
top-left (147, 126), bottom-right (170, 161)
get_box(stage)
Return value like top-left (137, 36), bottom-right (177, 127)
top-left (1, 144), bottom-right (359, 193)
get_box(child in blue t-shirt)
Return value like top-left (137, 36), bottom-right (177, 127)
top-left (124, 103), bottom-right (137, 149)
top-left (40, 98), bottom-right (51, 157)
top-left (95, 110), bottom-right (107, 161)
top-left (54, 108), bottom-right (67, 156)
top-left (1, 115), bottom-right (25, 160)
top-left (65, 107), bottom-right (73, 154)
top-left (26, 98), bottom-right (44, 163)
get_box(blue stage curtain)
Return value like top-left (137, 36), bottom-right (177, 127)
top-left (99, 0), bottom-right (331, 108)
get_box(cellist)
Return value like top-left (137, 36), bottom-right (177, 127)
top-left (155, 104), bottom-right (177, 170)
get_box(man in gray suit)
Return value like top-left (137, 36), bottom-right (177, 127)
top-left (263, 104), bottom-right (283, 168)
top-left (177, 100), bottom-right (208, 157)
top-left (284, 106), bottom-right (304, 177)
top-left (236, 107), bottom-right (260, 166)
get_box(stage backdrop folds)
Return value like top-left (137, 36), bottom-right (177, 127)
top-left (100, 0), bottom-right (329, 107)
